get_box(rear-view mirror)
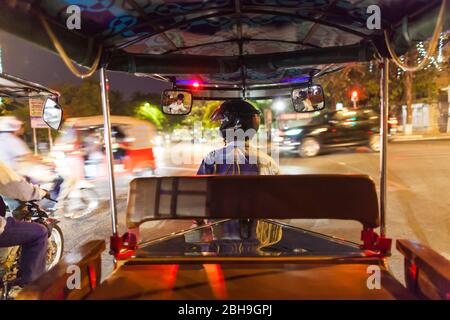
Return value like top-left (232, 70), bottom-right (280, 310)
top-left (161, 90), bottom-right (192, 115)
top-left (42, 97), bottom-right (63, 130)
top-left (292, 85), bottom-right (325, 113)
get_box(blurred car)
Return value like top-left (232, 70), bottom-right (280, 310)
top-left (278, 109), bottom-right (380, 157)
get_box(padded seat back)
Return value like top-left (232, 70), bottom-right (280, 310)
top-left (126, 175), bottom-right (380, 229)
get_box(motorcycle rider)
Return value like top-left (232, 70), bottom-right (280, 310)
top-left (0, 159), bottom-right (49, 287)
top-left (0, 116), bottom-right (62, 204)
top-left (197, 99), bottom-right (279, 175)
top-left (0, 116), bottom-right (44, 169)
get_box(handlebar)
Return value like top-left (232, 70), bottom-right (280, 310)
top-left (16, 197), bottom-right (57, 206)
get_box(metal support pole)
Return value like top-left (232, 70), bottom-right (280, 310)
top-left (100, 67), bottom-right (118, 237)
top-left (32, 128), bottom-right (38, 155)
top-left (48, 127), bottom-right (53, 151)
top-left (380, 58), bottom-right (389, 237)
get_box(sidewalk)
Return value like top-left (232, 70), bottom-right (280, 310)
top-left (390, 132), bottom-right (450, 142)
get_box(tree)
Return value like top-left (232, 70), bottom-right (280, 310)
top-left (54, 78), bottom-right (135, 118)
top-left (55, 79), bottom-right (101, 117)
top-left (316, 58), bottom-right (448, 126)
top-left (135, 102), bottom-right (166, 130)
top-left (404, 70), bottom-right (413, 125)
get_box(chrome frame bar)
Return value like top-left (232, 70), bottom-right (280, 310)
top-left (379, 58), bottom-right (389, 237)
top-left (100, 67), bottom-right (119, 237)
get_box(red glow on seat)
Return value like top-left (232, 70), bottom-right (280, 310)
top-left (88, 263), bottom-right (97, 290)
top-left (160, 264), bottom-right (179, 299)
top-left (203, 264), bottom-right (227, 299)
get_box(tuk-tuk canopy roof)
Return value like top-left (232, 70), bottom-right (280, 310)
top-left (0, 0), bottom-right (447, 87)
top-left (0, 73), bottom-right (59, 99)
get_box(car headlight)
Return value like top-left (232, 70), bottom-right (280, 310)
top-left (285, 129), bottom-right (302, 136)
top-left (311, 128), bottom-right (328, 135)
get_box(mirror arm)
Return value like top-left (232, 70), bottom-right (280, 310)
top-left (170, 77), bottom-right (177, 90)
top-left (308, 71), bottom-right (314, 87)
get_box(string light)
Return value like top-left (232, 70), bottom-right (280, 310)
top-left (397, 56), bottom-right (405, 79)
top-left (437, 32), bottom-right (444, 64)
top-left (415, 33), bottom-right (445, 71)
top-left (393, 33), bottom-right (447, 79)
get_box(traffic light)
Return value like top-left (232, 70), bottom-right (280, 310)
top-left (351, 89), bottom-right (359, 109)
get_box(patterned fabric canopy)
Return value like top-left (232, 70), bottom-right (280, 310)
top-left (0, 0), bottom-right (444, 86)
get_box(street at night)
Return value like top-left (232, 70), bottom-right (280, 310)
top-left (1, 0), bottom-right (450, 307)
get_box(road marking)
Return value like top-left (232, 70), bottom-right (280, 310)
top-left (325, 157), bottom-right (410, 191)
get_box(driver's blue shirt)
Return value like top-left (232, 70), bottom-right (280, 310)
top-left (197, 142), bottom-right (279, 176)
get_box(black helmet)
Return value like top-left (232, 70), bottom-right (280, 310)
top-left (296, 90), bottom-right (308, 100)
top-left (177, 93), bottom-right (185, 100)
top-left (210, 100), bottom-right (261, 139)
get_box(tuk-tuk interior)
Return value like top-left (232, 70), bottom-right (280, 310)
top-left (1, 0), bottom-right (448, 300)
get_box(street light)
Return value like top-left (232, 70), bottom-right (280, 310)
top-left (273, 100), bottom-right (286, 112)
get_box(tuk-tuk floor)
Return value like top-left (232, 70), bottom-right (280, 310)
top-left (87, 261), bottom-right (414, 300)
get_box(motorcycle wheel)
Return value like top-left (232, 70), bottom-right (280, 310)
top-left (46, 225), bottom-right (64, 271)
top-left (64, 188), bottom-right (99, 219)
top-left (298, 138), bottom-right (321, 158)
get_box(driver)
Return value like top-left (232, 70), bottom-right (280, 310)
top-left (168, 93), bottom-right (188, 114)
top-left (295, 91), bottom-right (314, 112)
top-left (0, 160), bottom-right (49, 288)
top-left (197, 100), bottom-right (279, 175)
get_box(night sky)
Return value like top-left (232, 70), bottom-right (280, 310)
top-left (0, 30), bottom-right (170, 97)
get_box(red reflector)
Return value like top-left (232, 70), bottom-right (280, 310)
top-left (88, 263), bottom-right (97, 289)
top-left (409, 262), bottom-right (417, 280)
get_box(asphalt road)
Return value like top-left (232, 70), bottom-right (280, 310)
top-left (59, 139), bottom-right (450, 282)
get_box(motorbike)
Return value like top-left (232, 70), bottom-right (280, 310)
top-left (23, 157), bottom-right (100, 219)
top-left (0, 199), bottom-right (64, 300)
top-left (40, 175), bottom-right (99, 219)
